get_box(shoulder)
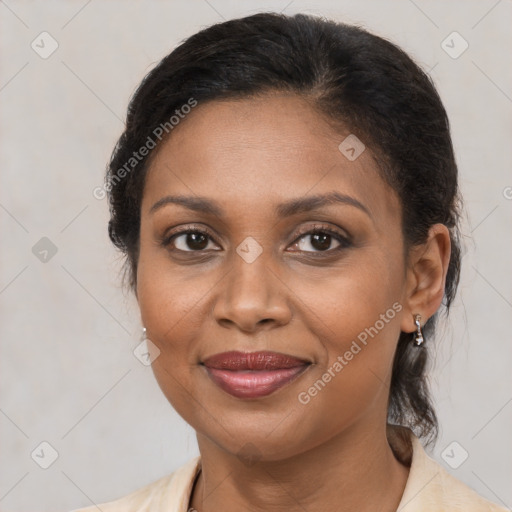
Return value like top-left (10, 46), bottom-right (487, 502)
top-left (430, 465), bottom-right (508, 512)
top-left (68, 473), bottom-right (174, 512)
top-left (394, 428), bottom-right (508, 512)
top-left (68, 456), bottom-right (200, 512)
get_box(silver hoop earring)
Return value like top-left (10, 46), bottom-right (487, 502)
top-left (413, 314), bottom-right (424, 346)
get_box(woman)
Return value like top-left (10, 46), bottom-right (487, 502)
top-left (72, 12), bottom-right (506, 512)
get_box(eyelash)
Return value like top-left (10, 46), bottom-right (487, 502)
top-left (161, 223), bottom-right (352, 256)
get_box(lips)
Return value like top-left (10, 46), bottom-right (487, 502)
top-left (202, 351), bottom-right (311, 399)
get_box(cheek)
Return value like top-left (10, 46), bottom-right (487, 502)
top-left (136, 251), bottom-right (212, 356)
top-left (291, 253), bottom-right (404, 428)
top-left (292, 247), bottom-right (404, 353)
top-left (136, 254), bottom-right (212, 426)
top-left (135, 241), bottom-right (224, 414)
top-left (136, 221), bottom-right (204, 327)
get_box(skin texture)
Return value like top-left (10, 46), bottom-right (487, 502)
top-left (136, 93), bottom-right (451, 512)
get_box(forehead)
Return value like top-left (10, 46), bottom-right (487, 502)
top-left (142, 93), bottom-right (401, 225)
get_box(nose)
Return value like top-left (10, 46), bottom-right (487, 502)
top-left (212, 251), bottom-right (292, 333)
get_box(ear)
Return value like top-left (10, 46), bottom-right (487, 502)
top-left (400, 224), bottom-right (451, 333)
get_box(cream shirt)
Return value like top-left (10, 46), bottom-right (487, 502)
top-left (70, 428), bottom-right (507, 512)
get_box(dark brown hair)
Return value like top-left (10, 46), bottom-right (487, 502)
top-left (105, 12), bottom-right (462, 445)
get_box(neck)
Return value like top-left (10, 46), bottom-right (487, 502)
top-left (189, 421), bottom-right (410, 512)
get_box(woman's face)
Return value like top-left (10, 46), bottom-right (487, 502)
top-left (137, 93), bottom-right (411, 460)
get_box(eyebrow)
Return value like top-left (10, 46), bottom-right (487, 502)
top-left (149, 191), bottom-right (372, 219)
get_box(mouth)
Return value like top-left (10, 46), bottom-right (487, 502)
top-left (201, 351), bottom-right (311, 399)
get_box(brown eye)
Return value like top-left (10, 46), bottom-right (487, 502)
top-left (288, 225), bottom-right (351, 254)
top-left (163, 227), bottom-right (220, 252)
top-left (293, 232), bottom-right (340, 252)
top-left (174, 232), bottom-right (211, 251)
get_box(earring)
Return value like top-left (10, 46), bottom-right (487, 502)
top-left (141, 327), bottom-right (147, 341)
top-left (413, 314), bottom-right (424, 346)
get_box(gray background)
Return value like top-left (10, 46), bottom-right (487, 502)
top-left (1, 1), bottom-right (511, 511)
